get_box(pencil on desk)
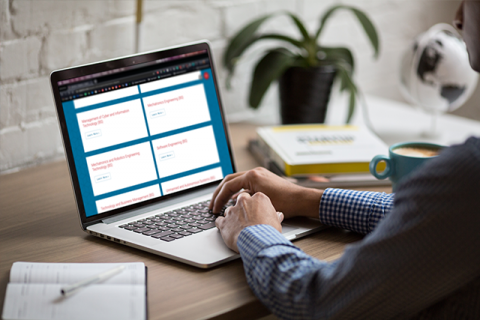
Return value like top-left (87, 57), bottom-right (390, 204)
top-left (60, 265), bottom-right (126, 296)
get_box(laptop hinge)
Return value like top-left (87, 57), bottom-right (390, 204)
top-left (102, 185), bottom-right (217, 224)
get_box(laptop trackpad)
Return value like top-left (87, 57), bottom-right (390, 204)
top-left (281, 224), bottom-right (298, 234)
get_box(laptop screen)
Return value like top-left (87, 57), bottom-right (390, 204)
top-left (52, 43), bottom-right (234, 222)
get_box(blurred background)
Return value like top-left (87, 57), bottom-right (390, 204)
top-left (1, 0), bottom-right (479, 173)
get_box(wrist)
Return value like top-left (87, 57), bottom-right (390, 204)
top-left (292, 187), bottom-right (324, 219)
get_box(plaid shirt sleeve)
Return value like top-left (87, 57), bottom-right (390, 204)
top-left (238, 224), bottom-right (335, 319)
top-left (319, 188), bottom-right (394, 234)
top-left (237, 137), bottom-right (480, 320)
top-left (237, 190), bottom-right (394, 319)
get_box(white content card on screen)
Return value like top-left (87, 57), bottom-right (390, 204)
top-left (161, 167), bottom-right (223, 195)
top-left (77, 99), bottom-right (148, 153)
top-left (96, 184), bottom-right (161, 213)
top-left (151, 126), bottom-right (219, 178)
top-left (142, 84), bottom-right (211, 136)
top-left (86, 142), bottom-right (157, 196)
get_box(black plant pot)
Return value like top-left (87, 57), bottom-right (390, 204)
top-left (279, 65), bottom-right (337, 124)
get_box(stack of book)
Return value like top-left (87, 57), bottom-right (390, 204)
top-left (249, 124), bottom-right (391, 188)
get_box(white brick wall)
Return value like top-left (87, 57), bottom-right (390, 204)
top-left (1, 0), bottom-right (478, 173)
top-left (1, 37), bottom-right (42, 81)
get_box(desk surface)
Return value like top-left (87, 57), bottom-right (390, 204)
top-left (0, 122), bottom-right (390, 320)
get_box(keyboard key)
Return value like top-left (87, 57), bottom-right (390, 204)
top-left (121, 199), bottom-right (233, 240)
top-left (152, 231), bottom-right (174, 238)
top-left (143, 229), bottom-right (161, 235)
top-left (198, 222), bottom-right (216, 230)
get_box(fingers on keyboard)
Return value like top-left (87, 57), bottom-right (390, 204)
top-left (119, 200), bottom-right (221, 242)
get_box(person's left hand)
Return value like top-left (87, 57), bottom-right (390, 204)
top-left (215, 191), bottom-right (284, 252)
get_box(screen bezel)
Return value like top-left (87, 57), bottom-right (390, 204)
top-left (50, 41), bottom-right (236, 228)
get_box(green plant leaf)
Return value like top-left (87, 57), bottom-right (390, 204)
top-left (223, 11), bottom-right (313, 84)
top-left (349, 7), bottom-right (379, 58)
top-left (315, 5), bottom-right (379, 58)
top-left (225, 33), bottom-right (303, 89)
top-left (332, 60), bottom-right (358, 123)
top-left (320, 46), bottom-right (354, 90)
top-left (249, 48), bottom-right (297, 109)
top-left (315, 5), bottom-right (341, 41)
top-left (346, 88), bottom-right (356, 124)
top-left (285, 12), bottom-right (310, 42)
top-left (321, 47), bottom-right (354, 70)
top-left (223, 14), bottom-right (276, 74)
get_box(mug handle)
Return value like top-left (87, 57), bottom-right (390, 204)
top-left (369, 155), bottom-right (393, 179)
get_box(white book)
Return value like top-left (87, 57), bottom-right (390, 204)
top-left (257, 125), bottom-right (388, 177)
top-left (2, 262), bottom-right (146, 320)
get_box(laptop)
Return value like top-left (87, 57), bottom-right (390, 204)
top-left (50, 41), bottom-right (326, 268)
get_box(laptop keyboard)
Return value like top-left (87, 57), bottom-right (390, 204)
top-left (118, 199), bottom-right (234, 242)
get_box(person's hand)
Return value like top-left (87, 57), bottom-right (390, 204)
top-left (209, 167), bottom-right (324, 219)
top-left (215, 192), bottom-right (283, 252)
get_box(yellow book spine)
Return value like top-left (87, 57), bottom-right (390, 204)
top-left (284, 162), bottom-right (386, 176)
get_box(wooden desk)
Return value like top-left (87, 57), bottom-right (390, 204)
top-left (0, 122), bottom-right (390, 320)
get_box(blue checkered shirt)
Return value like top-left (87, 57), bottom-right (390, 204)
top-left (238, 137), bottom-right (480, 319)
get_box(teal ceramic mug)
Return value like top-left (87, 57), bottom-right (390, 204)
top-left (369, 142), bottom-right (444, 191)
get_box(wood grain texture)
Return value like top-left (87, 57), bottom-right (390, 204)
top-left (0, 122), bottom-right (390, 319)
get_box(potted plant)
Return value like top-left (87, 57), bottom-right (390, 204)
top-left (223, 5), bottom-right (379, 124)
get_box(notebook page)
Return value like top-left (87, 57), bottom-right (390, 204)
top-left (2, 283), bottom-right (146, 320)
top-left (9, 262), bottom-right (145, 285)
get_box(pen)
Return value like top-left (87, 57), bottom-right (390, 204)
top-left (60, 265), bottom-right (125, 296)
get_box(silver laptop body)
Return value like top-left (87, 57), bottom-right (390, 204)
top-left (51, 41), bottom-right (326, 268)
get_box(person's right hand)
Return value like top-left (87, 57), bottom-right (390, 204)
top-left (209, 167), bottom-right (324, 219)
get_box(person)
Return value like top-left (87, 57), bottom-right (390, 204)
top-left (209, 1), bottom-right (480, 319)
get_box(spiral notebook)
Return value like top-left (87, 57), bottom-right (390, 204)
top-left (2, 262), bottom-right (147, 320)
